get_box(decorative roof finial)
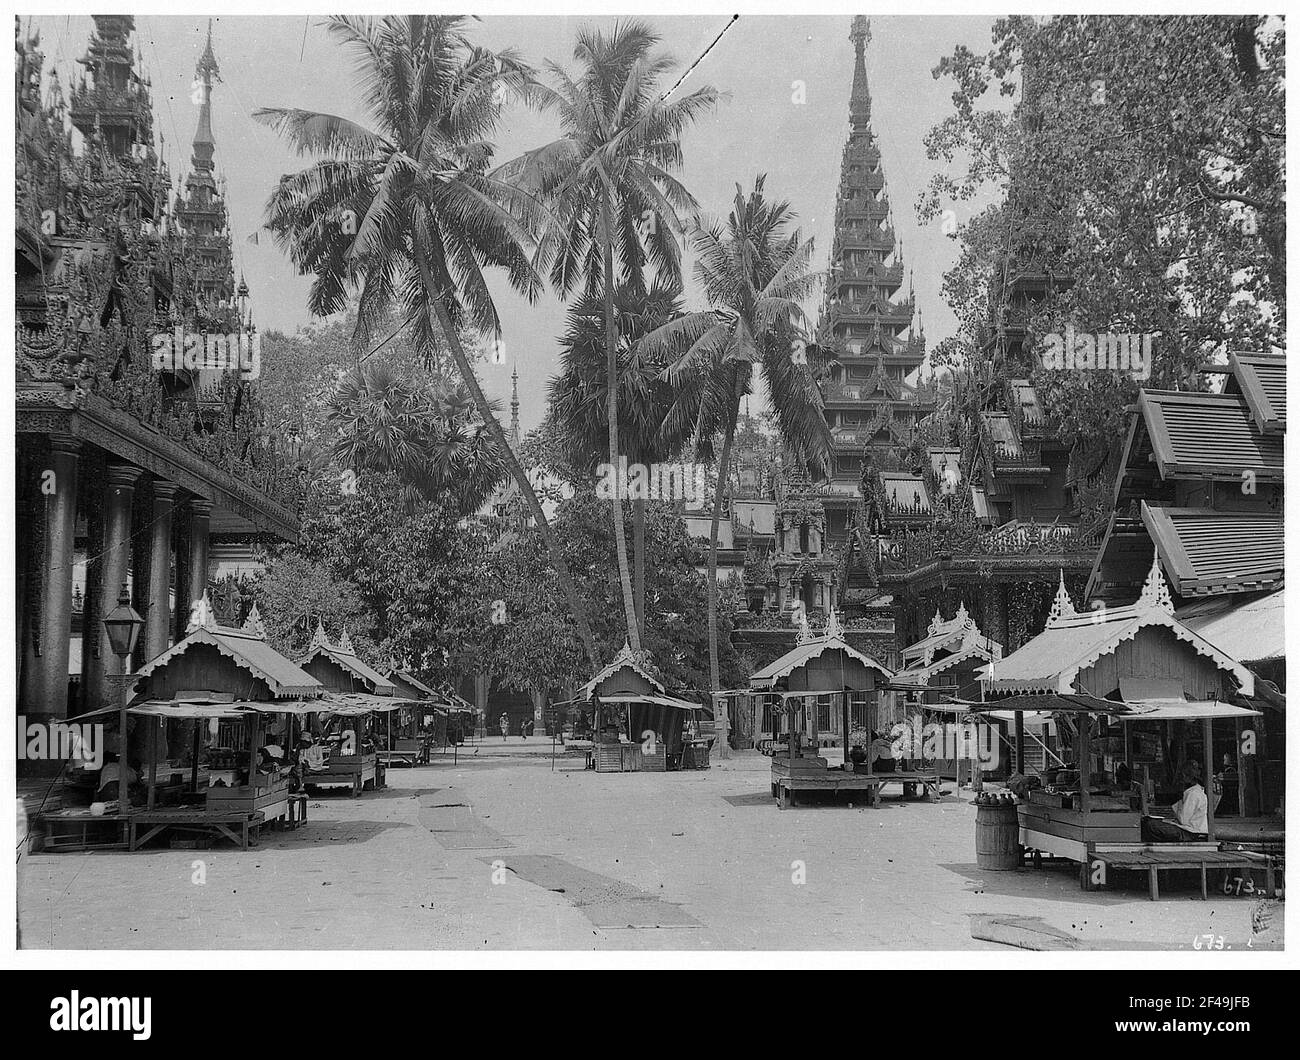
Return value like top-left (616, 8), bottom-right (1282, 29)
top-left (796, 610), bottom-right (815, 645)
top-left (310, 618), bottom-right (329, 651)
top-left (338, 626), bottom-right (354, 654)
top-left (1046, 570), bottom-right (1078, 625)
top-left (1137, 549), bottom-right (1174, 614)
top-left (241, 601), bottom-right (266, 640)
top-left (848, 16), bottom-right (872, 131)
top-left (927, 607), bottom-right (943, 636)
top-left (823, 608), bottom-right (844, 641)
top-left (186, 591), bottom-right (217, 634)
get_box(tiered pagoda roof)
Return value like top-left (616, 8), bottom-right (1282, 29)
top-left (815, 16), bottom-right (933, 480)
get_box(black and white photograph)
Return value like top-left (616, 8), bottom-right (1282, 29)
top-left (7, 3), bottom-right (1292, 985)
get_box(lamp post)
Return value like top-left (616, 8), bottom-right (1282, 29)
top-left (102, 583), bottom-right (144, 812)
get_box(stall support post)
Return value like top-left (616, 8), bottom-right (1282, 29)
top-left (1015, 712), bottom-right (1026, 777)
top-left (117, 701), bottom-right (130, 813)
top-left (190, 724), bottom-right (201, 796)
top-left (1078, 715), bottom-right (1092, 817)
top-left (841, 692), bottom-right (850, 769)
top-left (147, 717), bottom-right (159, 810)
top-left (1234, 717), bottom-right (1246, 818)
top-left (1203, 717), bottom-right (1215, 840)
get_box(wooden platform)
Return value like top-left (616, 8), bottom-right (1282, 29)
top-left (37, 810), bottom-right (131, 852)
top-left (771, 758), bottom-right (940, 808)
top-left (1087, 846), bottom-right (1277, 901)
top-left (128, 809), bottom-right (265, 851)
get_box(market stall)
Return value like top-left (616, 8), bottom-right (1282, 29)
top-left (579, 641), bottom-right (705, 772)
top-left (970, 557), bottom-right (1278, 897)
top-left (40, 597), bottom-right (323, 851)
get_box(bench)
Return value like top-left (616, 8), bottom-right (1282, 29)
top-left (283, 794), bottom-right (309, 830)
top-left (1085, 846), bottom-right (1278, 901)
top-left (128, 809), bottom-right (265, 851)
top-left (770, 766), bottom-right (942, 808)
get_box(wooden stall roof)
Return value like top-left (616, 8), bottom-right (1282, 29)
top-left (1177, 588), bottom-right (1284, 665)
top-left (896, 600), bottom-right (1002, 684)
top-left (750, 615), bottom-right (893, 690)
top-left (1228, 351), bottom-right (1286, 434)
top-left (384, 668), bottom-right (436, 698)
top-left (298, 622), bottom-right (396, 695)
top-left (581, 639), bottom-right (667, 699)
top-left (597, 692), bottom-right (701, 711)
top-left (133, 597), bottom-right (322, 699)
top-left (979, 553), bottom-right (1254, 698)
top-left (1141, 502), bottom-right (1284, 597)
top-left (1135, 390), bottom-right (1284, 481)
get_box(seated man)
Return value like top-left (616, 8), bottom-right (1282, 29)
top-left (1141, 767), bottom-right (1208, 842)
top-left (869, 731), bottom-right (896, 773)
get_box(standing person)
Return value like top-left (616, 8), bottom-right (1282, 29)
top-left (499, 712), bottom-right (509, 741)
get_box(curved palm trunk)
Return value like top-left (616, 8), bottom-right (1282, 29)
top-left (416, 254), bottom-right (600, 673)
top-left (601, 193), bottom-right (641, 654)
top-left (707, 401), bottom-right (738, 759)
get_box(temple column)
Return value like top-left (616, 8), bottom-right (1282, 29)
top-left (143, 480), bottom-right (179, 662)
top-left (84, 463), bottom-right (141, 711)
top-left (22, 435), bottom-right (80, 719)
top-left (189, 499), bottom-right (212, 603)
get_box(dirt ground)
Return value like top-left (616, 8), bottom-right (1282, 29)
top-left (17, 744), bottom-right (1283, 951)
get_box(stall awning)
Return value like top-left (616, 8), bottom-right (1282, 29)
top-left (958, 693), bottom-right (1260, 721)
top-left (1119, 701), bottom-right (1262, 722)
top-left (596, 693), bottom-right (701, 711)
top-left (68, 699), bottom-right (261, 722)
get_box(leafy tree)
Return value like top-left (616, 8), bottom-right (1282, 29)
top-left (499, 19), bottom-right (720, 654)
top-left (256, 14), bottom-right (600, 669)
top-left (640, 177), bottom-right (829, 716)
top-left (920, 15), bottom-right (1283, 456)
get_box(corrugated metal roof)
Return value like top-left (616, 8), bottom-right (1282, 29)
top-left (1139, 390), bottom-right (1284, 480)
top-left (1142, 503), bottom-right (1283, 596)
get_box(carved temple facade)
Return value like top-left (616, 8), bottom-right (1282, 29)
top-left (15, 17), bottom-right (300, 737)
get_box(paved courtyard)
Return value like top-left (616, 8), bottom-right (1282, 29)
top-left (18, 745), bottom-right (1282, 951)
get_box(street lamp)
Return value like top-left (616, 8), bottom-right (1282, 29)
top-left (102, 583), bottom-right (144, 812)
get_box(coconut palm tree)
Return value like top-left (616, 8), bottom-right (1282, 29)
top-left (640, 177), bottom-right (831, 740)
top-left (547, 280), bottom-right (711, 629)
top-left (254, 15), bottom-right (599, 669)
top-left (496, 19), bottom-right (720, 654)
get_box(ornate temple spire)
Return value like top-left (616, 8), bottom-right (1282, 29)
top-left (848, 16), bottom-right (872, 133)
top-left (191, 19), bottom-right (221, 171)
top-left (815, 15), bottom-right (931, 482)
top-left (338, 626), bottom-right (354, 654)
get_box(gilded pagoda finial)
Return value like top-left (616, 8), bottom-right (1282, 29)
top-left (242, 601), bottom-right (267, 640)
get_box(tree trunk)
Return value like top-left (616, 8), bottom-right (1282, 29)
top-left (633, 497), bottom-right (646, 634)
top-left (416, 254), bottom-right (600, 672)
top-left (707, 401), bottom-right (738, 759)
top-left (601, 193), bottom-right (641, 653)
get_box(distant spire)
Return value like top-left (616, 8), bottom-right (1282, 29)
top-left (509, 362), bottom-right (520, 446)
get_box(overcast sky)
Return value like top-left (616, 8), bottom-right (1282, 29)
top-left (34, 13), bottom-right (999, 431)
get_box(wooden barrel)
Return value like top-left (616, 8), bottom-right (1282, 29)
top-left (975, 802), bottom-right (1021, 870)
